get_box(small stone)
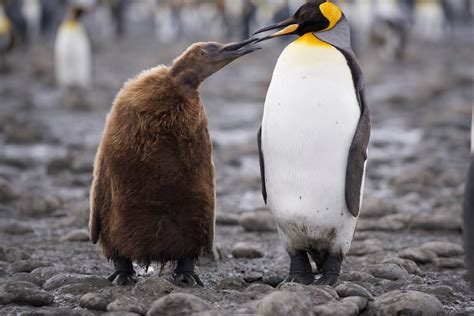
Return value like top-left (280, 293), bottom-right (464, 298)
top-left (366, 263), bottom-right (409, 281)
top-left (107, 296), bottom-right (147, 315)
top-left (0, 245), bottom-right (30, 263)
top-left (5, 273), bottom-right (44, 287)
top-left (382, 256), bottom-right (420, 274)
top-left (278, 283), bottom-right (337, 305)
top-left (132, 275), bottom-right (176, 306)
top-left (346, 271), bottom-right (377, 282)
top-left (313, 296), bottom-right (368, 316)
top-left (216, 212), bottom-right (240, 225)
top-left (80, 292), bottom-right (113, 311)
top-left (43, 273), bottom-right (110, 291)
top-left (31, 265), bottom-right (87, 283)
top-left (435, 258), bottom-right (465, 269)
top-left (0, 222), bottom-right (34, 235)
top-left (232, 242), bottom-right (264, 259)
top-left (335, 282), bottom-right (373, 300)
top-left (245, 283), bottom-right (274, 294)
top-left (419, 241), bottom-right (464, 257)
top-left (349, 239), bottom-right (384, 256)
top-left (360, 196), bottom-right (396, 218)
top-left (216, 277), bottom-right (247, 290)
top-left (409, 213), bottom-right (462, 231)
top-left (18, 195), bottom-right (61, 217)
top-left (431, 285), bottom-right (453, 297)
top-left (0, 178), bottom-right (18, 203)
top-left (239, 209), bottom-right (277, 232)
top-left (373, 290), bottom-right (444, 315)
top-left (147, 293), bottom-right (210, 316)
top-left (256, 291), bottom-right (312, 316)
top-left (0, 281), bottom-right (54, 306)
top-left (262, 272), bottom-right (284, 287)
top-left (9, 260), bottom-right (50, 273)
top-left (60, 229), bottom-right (90, 242)
top-left (399, 247), bottom-right (437, 264)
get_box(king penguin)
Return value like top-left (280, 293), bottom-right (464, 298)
top-left (464, 110), bottom-right (474, 289)
top-left (253, 0), bottom-right (371, 286)
top-left (54, 5), bottom-right (91, 89)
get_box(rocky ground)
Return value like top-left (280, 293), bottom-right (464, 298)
top-left (0, 30), bottom-right (473, 315)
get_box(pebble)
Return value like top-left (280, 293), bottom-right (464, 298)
top-left (373, 290), bottom-right (444, 315)
top-left (366, 263), bottom-right (409, 281)
top-left (107, 296), bottom-right (147, 315)
top-left (4, 120), bottom-right (48, 144)
top-left (335, 282), bottom-right (373, 300)
top-left (245, 283), bottom-right (274, 294)
top-left (9, 260), bottom-right (50, 273)
top-left (80, 292), bottom-right (113, 311)
top-left (43, 273), bottom-right (110, 291)
top-left (60, 229), bottom-right (90, 242)
top-left (382, 256), bottom-right (420, 274)
top-left (409, 213), bottom-right (462, 231)
top-left (262, 272), bottom-right (284, 287)
top-left (0, 222), bottom-right (34, 235)
top-left (435, 258), bottom-right (465, 269)
top-left (216, 277), bottom-right (248, 290)
top-left (231, 242), bottom-right (264, 259)
top-left (419, 241), bottom-right (464, 257)
top-left (0, 178), bottom-right (18, 202)
top-left (147, 293), bottom-right (210, 316)
top-left (132, 275), bottom-right (176, 306)
top-left (349, 239), bottom-right (384, 256)
top-left (313, 296), bottom-right (367, 316)
top-left (215, 212), bottom-right (240, 226)
top-left (256, 291), bottom-right (312, 316)
top-left (278, 283), bottom-right (337, 305)
top-left (346, 271), bottom-right (377, 282)
top-left (5, 273), bottom-right (44, 287)
top-left (0, 281), bottom-right (54, 306)
top-left (239, 208), bottom-right (277, 232)
top-left (399, 247), bottom-right (437, 264)
top-left (360, 195), bottom-right (396, 218)
top-left (18, 195), bottom-right (61, 217)
top-left (31, 265), bottom-right (87, 283)
top-left (0, 245), bottom-right (30, 263)
top-left (356, 217), bottom-right (405, 231)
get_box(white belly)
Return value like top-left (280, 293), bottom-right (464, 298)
top-left (55, 24), bottom-right (92, 89)
top-left (262, 36), bottom-right (361, 255)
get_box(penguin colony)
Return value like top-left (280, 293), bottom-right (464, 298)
top-left (89, 38), bottom-right (259, 285)
top-left (254, 0), bottom-right (370, 285)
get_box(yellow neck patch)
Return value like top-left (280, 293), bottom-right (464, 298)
top-left (61, 19), bottom-right (80, 31)
top-left (0, 8), bottom-right (11, 34)
top-left (295, 33), bottom-right (331, 47)
top-left (320, 1), bottom-right (342, 31)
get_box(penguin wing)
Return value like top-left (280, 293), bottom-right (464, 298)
top-left (257, 127), bottom-right (267, 204)
top-left (89, 159), bottom-right (108, 244)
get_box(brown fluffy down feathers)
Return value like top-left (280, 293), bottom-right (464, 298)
top-left (89, 58), bottom-right (216, 265)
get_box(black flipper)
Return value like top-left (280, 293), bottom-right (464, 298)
top-left (316, 15), bottom-right (371, 217)
top-left (257, 127), bottom-right (267, 204)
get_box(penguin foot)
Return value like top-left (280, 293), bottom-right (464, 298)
top-left (284, 273), bottom-right (314, 285)
top-left (315, 254), bottom-right (342, 287)
top-left (108, 254), bottom-right (136, 286)
top-left (284, 251), bottom-right (314, 284)
top-left (107, 271), bottom-right (137, 285)
top-left (315, 273), bottom-right (339, 286)
top-left (173, 271), bottom-right (204, 287)
top-left (173, 257), bottom-right (204, 287)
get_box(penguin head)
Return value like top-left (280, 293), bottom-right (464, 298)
top-left (68, 5), bottom-right (87, 21)
top-left (171, 39), bottom-right (260, 87)
top-left (253, 0), bottom-right (342, 42)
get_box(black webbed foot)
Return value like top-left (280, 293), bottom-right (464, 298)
top-left (173, 257), bottom-right (204, 287)
top-left (283, 251), bottom-right (314, 285)
top-left (108, 255), bottom-right (136, 286)
top-left (315, 254), bottom-right (342, 286)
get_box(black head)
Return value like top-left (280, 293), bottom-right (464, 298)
top-left (253, 0), bottom-right (343, 42)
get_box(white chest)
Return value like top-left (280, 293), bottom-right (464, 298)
top-left (261, 36), bottom-right (361, 254)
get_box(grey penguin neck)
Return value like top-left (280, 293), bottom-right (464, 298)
top-left (315, 15), bottom-right (353, 55)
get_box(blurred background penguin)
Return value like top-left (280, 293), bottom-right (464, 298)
top-left (0, 0), bottom-right (14, 72)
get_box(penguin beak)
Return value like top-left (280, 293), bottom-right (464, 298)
top-left (253, 18), bottom-right (300, 43)
top-left (219, 38), bottom-right (262, 59)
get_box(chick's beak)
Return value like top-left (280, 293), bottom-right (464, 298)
top-left (219, 38), bottom-right (261, 59)
top-left (253, 18), bottom-right (300, 43)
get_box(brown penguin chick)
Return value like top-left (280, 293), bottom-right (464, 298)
top-left (89, 39), bottom-right (259, 286)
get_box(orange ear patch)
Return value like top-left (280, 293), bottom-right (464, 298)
top-left (319, 2), bottom-right (342, 31)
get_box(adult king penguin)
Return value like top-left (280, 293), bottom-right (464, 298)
top-left (54, 5), bottom-right (91, 89)
top-left (253, 0), bottom-right (371, 286)
top-left (90, 39), bottom-right (259, 286)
